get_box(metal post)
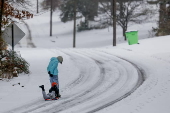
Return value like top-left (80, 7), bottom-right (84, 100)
top-left (37, 0), bottom-right (39, 13)
top-left (73, 0), bottom-right (77, 48)
top-left (12, 24), bottom-right (14, 50)
top-left (50, 0), bottom-right (53, 36)
top-left (113, 0), bottom-right (116, 46)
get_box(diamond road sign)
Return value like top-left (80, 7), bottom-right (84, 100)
top-left (2, 23), bottom-right (25, 47)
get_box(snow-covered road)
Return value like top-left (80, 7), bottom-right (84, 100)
top-left (3, 48), bottom-right (162, 113)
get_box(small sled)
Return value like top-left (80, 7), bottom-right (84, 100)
top-left (45, 97), bottom-right (60, 101)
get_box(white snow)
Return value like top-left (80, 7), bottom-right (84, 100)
top-left (0, 8), bottom-right (170, 113)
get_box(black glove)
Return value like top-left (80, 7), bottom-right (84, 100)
top-left (50, 74), bottom-right (53, 77)
top-left (48, 71), bottom-right (53, 77)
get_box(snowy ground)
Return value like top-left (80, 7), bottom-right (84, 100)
top-left (1, 9), bottom-right (170, 113)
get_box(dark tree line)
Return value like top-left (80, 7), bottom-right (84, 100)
top-left (59, 0), bottom-right (98, 22)
top-left (57, 0), bottom-right (153, 40)
top-left (39, 0), bottom-right (155, 43)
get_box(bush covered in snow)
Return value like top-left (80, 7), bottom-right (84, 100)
top-left (0, 50), bottom-right (30, 80)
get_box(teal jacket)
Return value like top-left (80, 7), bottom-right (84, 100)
top-left (47, 57), bottom-right (59, 75)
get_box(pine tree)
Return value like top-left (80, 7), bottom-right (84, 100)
top-left (59, 0), bottom-right (98, 22)
top-left (59, 0), bottom-right (75, 22)
top-left (59, 0), bottom-right (99, 31)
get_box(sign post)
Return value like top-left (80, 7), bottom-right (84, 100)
top-left (2, 23), bottom-right (25, 50)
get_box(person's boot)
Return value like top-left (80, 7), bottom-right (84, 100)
top-left (39, 85), bottom-right (45, 91)
top-left (55, 88), bottom-right (61, 98)
top-left (58, 89), bottom-right (61, 98)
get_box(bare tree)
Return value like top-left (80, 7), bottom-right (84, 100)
top-left (8, 0), bottom-right (32, 7)
top-left (99, 0), bottom-right (153, 40)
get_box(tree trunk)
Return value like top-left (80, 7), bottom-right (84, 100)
top-left (73, 0), bottom-right (77, 48)
top-left (119, 1), bottom-right (123, 18)
top-left (0, 0), bottom-right (5, 50)
top-left (0, 0), bottom-right (5, 37)
top-left (113, 0), bottom-right (116, 46)
top-left (50, 0), bottom-right (53, 36)
top-left (159, 0), bottom-right (166, 29)
top-left (123, 28), bottom-right (126, 40)
top-left (111, 0), bottom-right (113, 16)
top-left (37, 0), bottom-right (39, 13)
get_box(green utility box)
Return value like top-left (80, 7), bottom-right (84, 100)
top-left (125, 30), bottom-right (138, 45)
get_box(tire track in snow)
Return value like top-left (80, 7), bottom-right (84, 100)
top-left (5, 49), bottom-right (145, 113)
top-left (41, 50), bottom-right (109, 113)
top-left (71, 50), bottom-right (145, 113)
top-left (20, 49), bottom-right (122, 113)
top-left (86, 51), bottom-right (145, 113)
top-left (43, 50), bottom-right (144, 113)
top-left (7, 50), bottom-right (104, 113)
